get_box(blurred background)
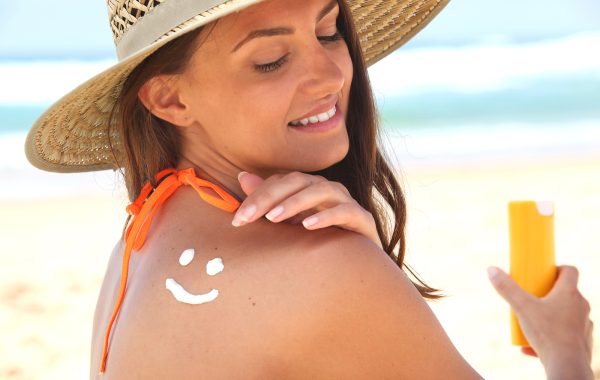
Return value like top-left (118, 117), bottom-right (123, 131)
top-left (1, 0), bottom-right (599, 378)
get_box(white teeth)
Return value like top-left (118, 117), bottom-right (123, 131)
top-left (290, 106), bottom-right (337, 127)
top-left (317, 113), bottom-right (329, 122)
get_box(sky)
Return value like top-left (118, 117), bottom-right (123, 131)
top-left (0, 0), bottom-right (599, 59)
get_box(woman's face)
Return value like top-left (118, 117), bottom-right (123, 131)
top-left (171, 0), bottom-right (353, 179)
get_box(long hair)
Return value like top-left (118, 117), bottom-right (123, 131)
top-left (108, 1), bottom-right (440, 299)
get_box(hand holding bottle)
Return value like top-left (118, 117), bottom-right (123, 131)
top-left (488, 265), bottom-right (594, 380)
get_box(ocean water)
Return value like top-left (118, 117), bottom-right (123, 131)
top-left (2, 32), bottom-right (599, 199)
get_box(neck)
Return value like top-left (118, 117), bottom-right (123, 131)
top-left (176, 157), bottom-right (247, 202)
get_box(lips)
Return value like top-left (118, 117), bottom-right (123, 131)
top-left (288, 98), bottom-right (339, 127)
top-left (287, 104), bottom-right (343, 133)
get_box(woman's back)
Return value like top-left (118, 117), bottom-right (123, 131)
top-left (91, 186), bottom-right (480, 379)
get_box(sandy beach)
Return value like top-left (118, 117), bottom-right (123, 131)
top-left (1, 152), bottom-right (599, 379)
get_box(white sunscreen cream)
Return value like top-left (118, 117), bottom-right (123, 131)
top-left (206, 258), bottom-right (224, 276)
top-left (165, 279), bottom-right (219, 305)
top-left (165, 249), bottom-right (225, 305)
top-left (179, 248), bottom-right (195, 266)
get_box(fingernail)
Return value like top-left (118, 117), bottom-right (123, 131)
top-left (302, 216), bottom-right (319, 228)
top-left (237, 171), bottom-right (248, 181)
top-left (232, 204), bottom-right (256, 227)
top-left (231, 218), bottom-right (245, 227)
top-left (487, 267), bottom-right (500, 280)
top-left (265, 205), bottom-right (284, 221)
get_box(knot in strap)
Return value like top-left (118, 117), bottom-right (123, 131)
top-left (176, 167), bottom-right (197, 184)
top-left (125, 181), bottom-right (154, 217)
top-left (125, 203), bottom-right (141, 216)
top-left (123, 168), bottom-right (180, 243)
top-left (178, 168), bottom-right (241, 213)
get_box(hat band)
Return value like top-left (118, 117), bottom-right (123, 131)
top-left (116, 0), bottom-right (225, 60)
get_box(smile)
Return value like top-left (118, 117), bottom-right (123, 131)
top-left (165, 250), bottom-right (225, 306)
top-left (165, 278), bottom-right (219, 305)
top-left (288, 106), bottom-right (337, 126)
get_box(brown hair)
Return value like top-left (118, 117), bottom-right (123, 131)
top-left (109, 1), bottom-right (440, 299)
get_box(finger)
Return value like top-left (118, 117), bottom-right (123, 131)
top-left (520, 346), bottom-right (538, 357)
top-left (300, 203), bottom-right (367, 230)
top-left (237, 171), bottom-right (265, 196)
top-left (301, 205), bottom-right (381, 248)
top-left (232, 172), bottom-right (324, 226)
top-left (264, 181), bottom-right (352, 223)
top-left (487, 266), bottom-right (535, 310)
top-left (552, 265), bottom-right (579, 292)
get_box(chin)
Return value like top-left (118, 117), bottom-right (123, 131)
top-left (268, 129), bottom-right (350, 173)
top-left (297, 142), bottom-right (350, 172)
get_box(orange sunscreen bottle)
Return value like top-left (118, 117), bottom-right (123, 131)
top-left (508, 201), bottom-right (558, 346)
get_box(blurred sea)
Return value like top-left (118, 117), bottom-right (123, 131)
top-left (1, 31), bottom-right (599, 199)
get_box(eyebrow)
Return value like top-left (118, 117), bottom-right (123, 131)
top-left (231, 0), bottom-right (339, 53)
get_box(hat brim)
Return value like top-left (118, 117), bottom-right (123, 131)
top-left (25, 0), bottom-right (449, 173)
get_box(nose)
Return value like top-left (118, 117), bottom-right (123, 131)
top-left (298, 40), bottom-right (347, 99)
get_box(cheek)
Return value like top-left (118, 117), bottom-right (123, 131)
top-left (226, 74), bottom-right (294, 130)
top-left (195, 76), bottom-right (294, 161)
top-left (190, 70), bottom-right (290, 136)
top-left (338, 47), bottom-right (354, 106)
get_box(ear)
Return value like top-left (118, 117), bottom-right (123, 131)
top-left (138, 75), bottom-right (194, 127)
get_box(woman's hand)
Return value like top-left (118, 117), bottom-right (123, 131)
top-left (487, 265), bottom-right (594, 380)
top-left (231, 171), bottom-right (383, 249)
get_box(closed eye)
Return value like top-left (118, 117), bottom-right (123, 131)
top-left (317, 31), bottom-right (343, 43)
top-left (254, 53), bottom-right (290, 73)
top-left (254, 32), bottom-right (343, 74)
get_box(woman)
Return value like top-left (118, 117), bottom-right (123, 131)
top-left (25, 0), bottom-right (593, 378)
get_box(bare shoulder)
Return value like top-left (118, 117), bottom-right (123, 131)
top-left (98, 188), bottom-right (480, 379)
top-left (97, 188), bottom-right (365, 378)
top-left (285, 230), bottom-right (483, 379)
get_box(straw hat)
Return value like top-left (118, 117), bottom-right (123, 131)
top-left (25, 0), bottom-right (449, 173)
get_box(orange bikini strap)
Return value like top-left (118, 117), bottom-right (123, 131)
top-left (123, 168), bottom-right (175, 239)
top-left (100, 168), bottom-right (240, 373)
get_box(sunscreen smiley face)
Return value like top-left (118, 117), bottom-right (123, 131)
top-left (165, 249), bottom-right (224, 305)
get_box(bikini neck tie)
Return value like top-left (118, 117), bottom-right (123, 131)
top-left (100, 168), bottom-right (240, 373)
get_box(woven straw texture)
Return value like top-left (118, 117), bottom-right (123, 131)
top-left (109, 0), bottom-right (166, 44)
top-left (25, 0), bottom-right (449, 173)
